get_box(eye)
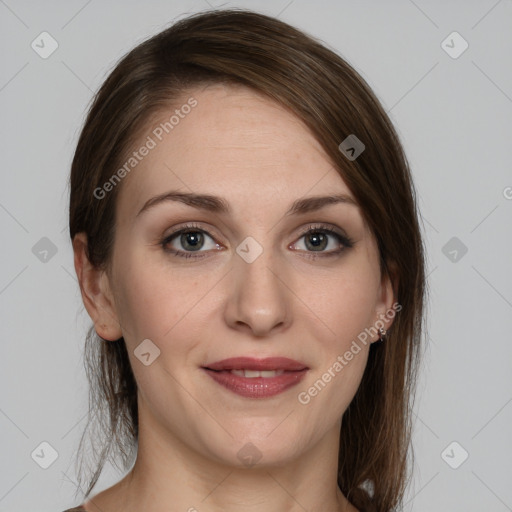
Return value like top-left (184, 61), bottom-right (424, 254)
top-left (160, 223), bottom-right (221, 259)
top-left (160, 222), bottom-right (354, 260)
top-left (291, 224), bottom-right (354, 258)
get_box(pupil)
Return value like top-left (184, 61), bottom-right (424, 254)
top-left (181, 232), bottom-right (203, 251)
top-left (306, 232), bottom-right (327, 251)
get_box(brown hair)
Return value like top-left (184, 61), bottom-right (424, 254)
top-left (69, 8), bottom-right (426, 511)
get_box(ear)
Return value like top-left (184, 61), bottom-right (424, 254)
top-left (72, 232), bottom-right (123, 341)
top-left (371, 261), bottom-right (399, 343)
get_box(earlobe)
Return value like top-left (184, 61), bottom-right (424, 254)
top-left (372, 263), bottom-right (399, 343)
top-left (72, 232), bottom-right (123, 341)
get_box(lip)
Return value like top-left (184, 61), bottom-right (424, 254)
top-left (202, 357), bottom-right (309, 399)
top-left (204, 357), bottom-right (308, 372)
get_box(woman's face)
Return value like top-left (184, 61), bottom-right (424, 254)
top-left (95, 84), bottom-right (394, 468)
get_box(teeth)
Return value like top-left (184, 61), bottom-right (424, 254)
top-left (230, 369), bottom-right (285, 378)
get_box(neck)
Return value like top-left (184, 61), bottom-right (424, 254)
top-left (84, 404), bottom-right (357, 512)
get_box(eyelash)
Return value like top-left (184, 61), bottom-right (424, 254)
top-left (160, 222), bottom-right (354, 260)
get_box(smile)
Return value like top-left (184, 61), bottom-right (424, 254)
top-left (202, 357), bottom-right (309, 398)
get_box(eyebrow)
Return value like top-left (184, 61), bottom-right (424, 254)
top-left (136, 191), bottom-right (357, 218)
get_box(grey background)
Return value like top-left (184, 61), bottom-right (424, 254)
top-left (1, 0), bottom-right (511, 510)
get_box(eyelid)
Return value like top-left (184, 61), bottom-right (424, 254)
top-left (162, 221), bottom-right (220, 242)
top-left (295, 223), bottom-right (350, 241)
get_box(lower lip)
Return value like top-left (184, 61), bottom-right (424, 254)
top-left (202, 369), bottom-right (308, 398)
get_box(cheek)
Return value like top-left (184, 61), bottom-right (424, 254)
top-left (113, 251), bottom-right (207, 343)
top-left (301, 264), bottom-right (379, 348)
top-left (113, 264), bottom-right (208, 399)
top-left (294, 271), bottom-right (376, 427)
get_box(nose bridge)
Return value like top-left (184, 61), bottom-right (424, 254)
top-left (225, 234), bottom-right (290, 336)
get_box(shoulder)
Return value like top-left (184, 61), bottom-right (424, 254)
top-left (62, 507), bottom-right (87, 512)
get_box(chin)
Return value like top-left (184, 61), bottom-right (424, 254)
top-left (198, 421), bottom-right (310, 470)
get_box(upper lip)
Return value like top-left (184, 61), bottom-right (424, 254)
top-left (204, 357), bottom-right (308, 372)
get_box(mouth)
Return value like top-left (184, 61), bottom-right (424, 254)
top-left (202, 357), bottom-right (309, 399)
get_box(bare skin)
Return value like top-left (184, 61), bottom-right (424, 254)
top-left (73, 83), bottom-right (395, 512)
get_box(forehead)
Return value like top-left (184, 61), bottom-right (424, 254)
top-left (116, 83), bottom-right (354, 220)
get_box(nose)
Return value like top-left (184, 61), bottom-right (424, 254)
top-left (224, 244), bottom-right (290, 338)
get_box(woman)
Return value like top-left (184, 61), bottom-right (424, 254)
top-left (65, 8), bottom-right (426, 512)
